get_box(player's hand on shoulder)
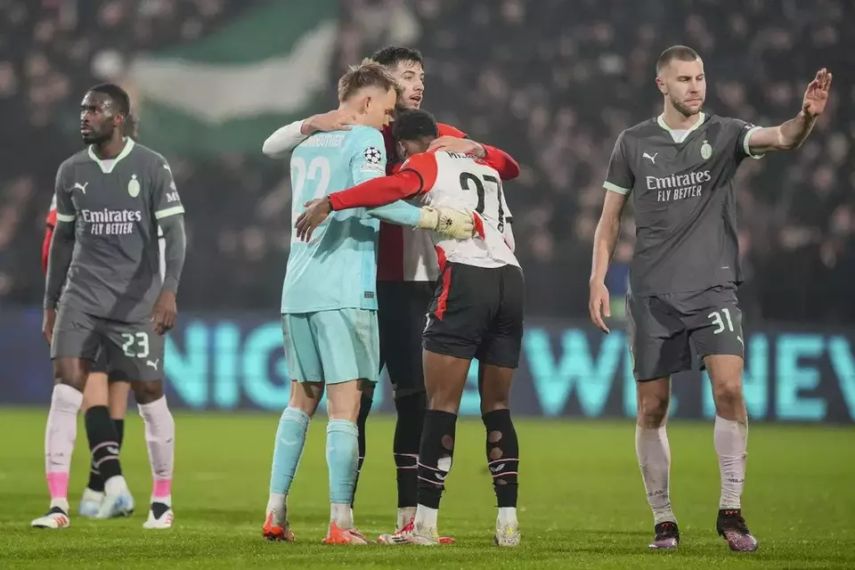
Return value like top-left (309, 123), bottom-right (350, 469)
top-left (295, 198), bottom-right (332, 242)
top-left (304, 109), bottom-right (357, 134)
top-left (42, 308), bottom-right (56, 344)
top-left (588, 281), bottom-right (611, 334)
top-left (152, 290), bottom-right (177, 335)
top-left (428, 136), bottom-right (485, 158)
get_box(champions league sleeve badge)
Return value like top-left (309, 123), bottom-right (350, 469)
top-left (364, 146), bottom-right (383, 165)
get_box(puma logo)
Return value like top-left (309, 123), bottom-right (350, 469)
top-left (145, 358), bottom-right (160, 370)
top-left (72, 182), bottom-right (89, 194)
top-left (643, 152), bottom-right (658, 164)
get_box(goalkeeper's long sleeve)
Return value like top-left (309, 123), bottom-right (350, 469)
top-left (261, 120), bottom-right (307, 158)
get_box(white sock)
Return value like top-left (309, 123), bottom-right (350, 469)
top-left (397, 506), bottom-right (416, 529)
top-left (138, 396), bottom-right (175, 504)
top-left (45, 384), bottom-right (83, 507)
top-left (714, 415), bottom-right (748, 509)
top-left (635, 424), bottom-right (676, 525)
top-left (330, 503), bottom-right (353, 529)
top-left (414, 505), bottom-right (438, 532)
top-left (266, 492), bottom-right (285, 514)
top-left (497, 506), bottom-right (518, 526)
top-left (104, 474), bottom-right (128, 496)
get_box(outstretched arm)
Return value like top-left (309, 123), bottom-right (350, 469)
top-left (747, 68), bottom-right (832, 154)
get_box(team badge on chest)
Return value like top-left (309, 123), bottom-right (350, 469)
top-left (128, 174), bottom-right (140, 197)
top-left (700, 140), bottom-right (712, 160)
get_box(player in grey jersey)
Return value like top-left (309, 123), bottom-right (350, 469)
top-left (589, 46), bottom-right (831, 552)
top-left (35, 84), bottom-right (186, 530)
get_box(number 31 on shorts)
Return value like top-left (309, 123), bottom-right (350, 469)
top-left (707, 308), bottom-right (737, 335)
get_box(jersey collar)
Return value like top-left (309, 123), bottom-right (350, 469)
top-left (87, 137), bottom-right (135, 174)
top-left (657, 112), bottom-right (705, 143)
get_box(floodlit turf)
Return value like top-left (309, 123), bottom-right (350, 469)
top-left (0, 408), bottom-right (853, 569)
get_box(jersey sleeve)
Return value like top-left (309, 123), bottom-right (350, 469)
top-left (437, 122), bottom-right (467, 138)
top-left (54, 163), bottom-right (75, 223)
top-left (350, 128), bottom-right (388, 185)
top-left (728, 118), bottom-right (765, 160)
top-left (603, 132), bottom-right (634, 195)
top-left (152, 158), bottom-right (185, 220)
top-left (399, 152), bottom-right (439, 194)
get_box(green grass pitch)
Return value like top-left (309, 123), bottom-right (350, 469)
top-left (0, 408), bottom-right (853, 568)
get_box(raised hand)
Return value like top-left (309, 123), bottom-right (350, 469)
top-left (802, 68), bottom-right (832, 118)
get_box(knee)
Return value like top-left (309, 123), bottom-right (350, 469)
top-left (480, 397), bottom-right (509, 416)
top-left (133, 382), bottom-right (164, 405)
top-left (427, 394), bottom-right (459, 415)
top-left (713, 379), bottom-right (744, 410)
top-left (637, 392), bottom-right (669, 427)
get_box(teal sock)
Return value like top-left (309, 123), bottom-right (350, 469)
top-left (326, 419), bottom-right (359, 505)
top-left (269, 407), bottom-right (310, 495)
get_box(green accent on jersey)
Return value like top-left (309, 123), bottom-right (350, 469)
top-left (87, 138), bottom-right (136, 173)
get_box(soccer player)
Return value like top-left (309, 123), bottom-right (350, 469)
top-left (261, 62), bottom-right (474, 545)
top-left (296, 109), bottom-right (524, 547)
top-left (588, 46), bottom-right (832, 552)
top-left (263, 46), bottom-right (518, 539)
top-left (35, 83), bottom-right (186, 530)
top-left (40, 114), bottom-right (141, 519)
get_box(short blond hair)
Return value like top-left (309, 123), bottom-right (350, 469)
top-left (337, 59), bottom-right (400, 102)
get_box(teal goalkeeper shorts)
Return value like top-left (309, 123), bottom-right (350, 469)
top-left (281, 308), bottom-right (379, 384)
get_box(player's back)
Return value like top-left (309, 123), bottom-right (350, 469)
top-left (282, 125), bottom-right (386, 314)
top-left (403, 151), bottom-right (519, 270)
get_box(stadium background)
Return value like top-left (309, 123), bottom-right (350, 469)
top-left (0, 0), bottom-right (853, 423)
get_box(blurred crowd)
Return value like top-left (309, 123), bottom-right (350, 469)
top-left (1, 0), bottom-right (853, 323)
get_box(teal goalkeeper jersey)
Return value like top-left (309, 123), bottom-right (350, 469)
top-left (281, 125), bottom-right (412, 314)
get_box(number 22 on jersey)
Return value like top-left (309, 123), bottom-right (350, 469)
top-left (291, 156), bottom-right (331, 208)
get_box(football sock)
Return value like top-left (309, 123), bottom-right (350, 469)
top-left (417, 410), bottom-right (457, 510)
top-left (269, 407), bottom-right (309, 497)
top-left (138, 396), bottom-right (175, 505)
top-left (635, 424), bottom-right (676, 525)
top-left (394, 392), bottom-right (425, 509)
top-left (326, 419), bottom-right (359, 528)
top-left (483, 409), bottom-right (519, 508)
top-left (85, 406), bottom-right (123, 487)
top-left (714, 415), bottom-right (748, 510)
top-left (45, 384), bottom-right (83, 511)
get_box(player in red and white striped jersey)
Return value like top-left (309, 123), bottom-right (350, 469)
top-left (262, 46), bottom-right (520, 539)
top-left (297, 109), bottom-right (524, 546)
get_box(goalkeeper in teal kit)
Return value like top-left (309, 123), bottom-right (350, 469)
top-left (261, 61), bottom-right (474, 545)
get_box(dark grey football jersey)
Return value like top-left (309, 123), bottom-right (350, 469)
top-left (54, 139), bottom-right (184, 321)
top-left (604, 113), bottom-right (762, 296)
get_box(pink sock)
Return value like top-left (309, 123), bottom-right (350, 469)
top-left (45, 384), bottom-right (83, 503)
